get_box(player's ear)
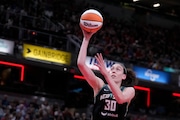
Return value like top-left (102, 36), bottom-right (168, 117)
top-left (122, 74), bottom-right (126, 80)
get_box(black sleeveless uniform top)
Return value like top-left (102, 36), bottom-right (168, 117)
top-left (92, 85), bottom-right (128, 120)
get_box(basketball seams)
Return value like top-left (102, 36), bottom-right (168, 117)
top-left (81, 9), bottom-right (103, 19)
top-left (81, 13), bottom-right (103, 22)
top-left (80, 9), bottom-right (103, 33)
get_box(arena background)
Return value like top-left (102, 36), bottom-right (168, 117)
top-left (0, 0), bottom-right (180, 119)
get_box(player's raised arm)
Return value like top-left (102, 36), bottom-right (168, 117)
top-left (77, 30), bottom-right (104, 96)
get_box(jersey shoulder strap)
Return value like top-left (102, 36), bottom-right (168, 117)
top-left (120, 86), bottom-right (126, 91)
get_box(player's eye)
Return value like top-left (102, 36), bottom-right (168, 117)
top-left (116, 67), bottom-right (121, 71)
top-left (111, 67), bottom-right (114, 71)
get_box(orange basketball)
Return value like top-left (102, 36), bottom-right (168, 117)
top-left (80, 9), bottom-right (103, 33)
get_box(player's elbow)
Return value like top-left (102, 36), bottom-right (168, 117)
top-left (77, 59), bottom-right (85, 70)
top-left (117, 87), bottom-right (135, 104)
top-left (116, 98), bottom-right (127, 104)
top-left (77, 63), bottom-right (83, 70)
top-left (116, 95), bottom-right (133, 104)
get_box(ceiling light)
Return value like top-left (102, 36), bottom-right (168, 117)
top-left (153, 3), bottom-right (160, 8)
top-left (133, 0), bottom-right (139, 2)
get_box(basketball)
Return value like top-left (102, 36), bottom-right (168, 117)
top-left (80, 9), bottom-right (103, 33)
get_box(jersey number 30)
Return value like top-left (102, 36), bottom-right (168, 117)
top-left (104, 99), bottom-right (116, 111)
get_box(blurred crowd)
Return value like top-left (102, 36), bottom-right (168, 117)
top-left (62, 0), bottom-right (180, 71)
top-left (0, 93), bottom-right (179, 120)
top-left (0, 0), bottom-right (180, 72)
top-left (0, 0), bottom-right (180, 119)
top-left (0, 94), bottom-right (91, 120)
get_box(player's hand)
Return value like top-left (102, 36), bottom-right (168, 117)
top-left (80, 27), bottom-right (94, 41)
top-left (94, 53), bottom-right (108, 76)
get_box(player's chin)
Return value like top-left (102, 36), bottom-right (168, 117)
top-left (111, 75), bottom-right (116, 78)
top-left (112, 78), bottom-right (121, 83)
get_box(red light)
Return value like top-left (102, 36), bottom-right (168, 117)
top-left (172, 92), bottom-right (180, 97)
top-left (73, 75), bottom-right (151, 107)
top-left (32, 31), bottom-right (36, 35)
top-left (0, 61), bottom-right (24, 81)
top-left (134, 86), bottom-right (150, 107)
top-left (74, 75), bottom-right (85, 80)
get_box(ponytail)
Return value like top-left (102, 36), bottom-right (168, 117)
top-left (122, 68), bottom-right (138, 87)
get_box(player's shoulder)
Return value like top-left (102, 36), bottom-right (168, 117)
top-left (121, 86), bottom-right (135, 91)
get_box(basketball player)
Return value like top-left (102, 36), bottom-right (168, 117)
top-left (77, 29), bottom-right (138, 120)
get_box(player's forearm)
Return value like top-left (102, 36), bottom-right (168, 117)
top-left (77, 37), bottom-right (89, 66)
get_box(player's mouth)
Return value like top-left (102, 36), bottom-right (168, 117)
top-left (111, 75), bottom-right (116, 78)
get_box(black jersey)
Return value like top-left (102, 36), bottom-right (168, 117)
top-left (92, 85), bottom-right (128, 120)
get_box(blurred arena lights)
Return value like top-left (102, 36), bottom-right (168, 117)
top-left (172, 92), bottom-right (180, 97)
top-left (153, 3), bottom-right (160, 8)
top-left (134, 86), bottom-right (150, 107)
top-left (0, 61), bottom-right (24, 81)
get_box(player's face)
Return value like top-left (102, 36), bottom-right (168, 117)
top-left (109, 64), bottom-right (126, 82)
